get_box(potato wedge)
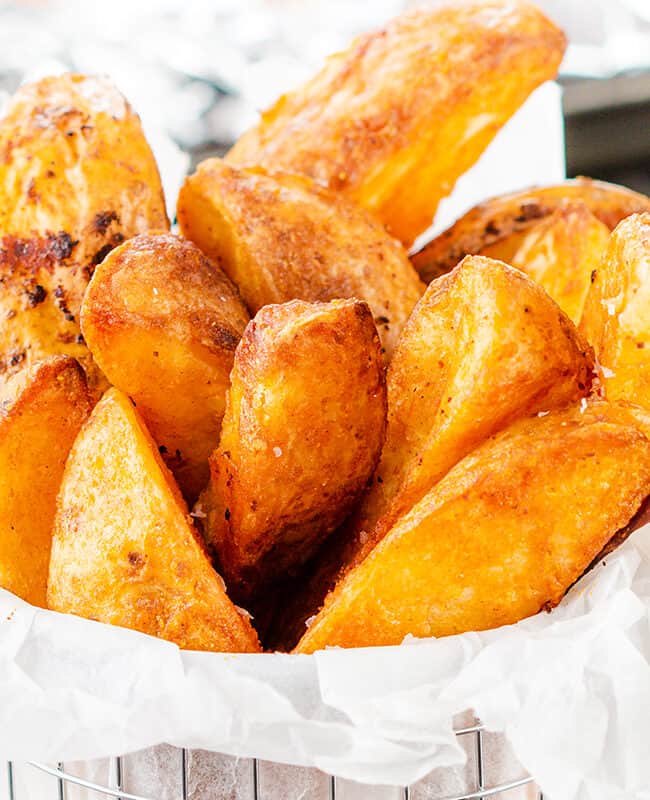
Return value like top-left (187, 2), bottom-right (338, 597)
top-left (580, 213), bottom-right (650, 410)
top-left (177, 160), bottom-right (423, 358)
top-left (202, 299), bottom-right (386, 602)
top-left (510, 201), bottom-right (610, 324)
top-left (0, 74), bottom-right (169, 395)
top-left (0, 356), bottom-right (91, 607)
top-left (412, 178), bottom-right (650, 283)
top-left (350, 255), bottom-right (594, 556)
top-left (226, 1), bottom-right (565, 246)
top-left (48, 388), bottom-right (260, 653)
top-left (81, 233), bottom-right (250, 502)
top-left (296, 401), bottom-right (650, 652)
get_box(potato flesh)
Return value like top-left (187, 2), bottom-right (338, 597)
top-left (81, 233), bottom-right (250, 502)
top-left (412, 178), bottom-right (650, 283)
top-left (0, 74), bottom-right (168, 394)
top-left (0, 356), bottom-right (91, 607)
top-left (296, 402), bottom-right (650, 652)
top-left (350, 255), bottom-right (595, 557)
top-left (580, 213), bottom-right (650, 411)
top-left (177, 160), bottom-right (424, 358)
top-left (204, 298), bottom-right (387, 601)
top-left (48, 388), bottom-right (260, 653)
top-left (511, 202), bottom-right (611, 325)
top-left (227, 1), bottom-right (565, 246)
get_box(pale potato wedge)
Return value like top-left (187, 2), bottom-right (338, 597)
top-left (0, 74), bottom-right (169, 395)
top-left (349, 255), bottom-right (595, 558)
top-left (412, 178), bottom-right (650, 283)
top-left (580, 213), bottom-right (650, 410)
top-left (227, 1), bottom-right (565, 246)
top-left (296, 402), bottom-right (650, 652)
top-left (0, 356), bottom-right (91, 607)
top-left (48, 388), bottom-right (260, 653)
top-left (81, 233), bottom-right (250, 502)
top-left (202, 299), bottom-right (386, 602)
top-left (511, 201), bottom-right (610, 324)
top-left (177, 159), bottom-right (424, 358)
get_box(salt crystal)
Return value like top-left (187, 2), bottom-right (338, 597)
top-left (537, 410), bottom-right (550, 417)
top-left (305, 615), bottom-right (317, 629)
top-left (601, 365), bottom-right (616, 378)
top-left (190, 504), bottom-right (206, 520)
top-left (273, 446), bottom-right (282, 457)
top-left (580, 398), bottom-right (588, 414)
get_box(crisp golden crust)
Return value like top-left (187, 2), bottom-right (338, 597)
top-left (203, 299), bottom-right (387, 602)
top-left (0, 74), bottom-right (169, 394)
top-left (227, 0), bottom-right (566, 245)
top-left (412, 178), bottom-right (650, 282)
top-left (177, 159), bottom-right (424, 358)
top-left (580, 213), bottom-right (650, 410)
top-left (296, 402), bottom-right (650, 652)
top-left (81, 233), bottom-right (250, 502)
top-left (48, 388), bottom-right (261, 653)
top-left (0, 356), bottom-right (91, 607)
top-left (511, 201), bottom-right (611, 325)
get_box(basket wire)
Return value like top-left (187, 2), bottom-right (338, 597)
top-left (6, 722), bottom-right (543, 800)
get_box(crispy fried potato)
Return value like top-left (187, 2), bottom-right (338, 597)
top-left (226, 1), bottom-right (565, 246)
top-left (350, 255), bottom-right (594, 557)
top-left (580, 213), bottom-right (650, 410)
top-left (510, 201), bottom-right (610, 324)
top-left (177, 159), bottom-right (423, 358)
top-left (48, 388), bottom-right (260, 653)
top-left (0, 356), bottom-right (91, 607)
top-left (202, 299), bottom-right (386, 602)
top-left (412, 178), bottom-right (650, 283)
top-left (296, 402), bottom-right (650, 652)
top-left (81, 233), bottom-right (250, 502)
top-left (0, 74), bottom-right (169, 395)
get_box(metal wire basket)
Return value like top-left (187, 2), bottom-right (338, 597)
top-left (6, 721), bottom-right (543, 800)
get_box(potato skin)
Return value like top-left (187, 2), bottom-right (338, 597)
top-left (0, 74), bottom-right (169, 395)
top-left (203, 299), bottom-right (387, 602)
top-left (511, 201), bottom-right (610, 325)
top-left (81, 233), bottom-right (250, 502)
top-left (48, 388), bottom-right (260, 653)
top-left (0, 356), bottom-right (91, 607)
top-left (177, 159), bottom-right (423, 358)
top-left (296, 402), bottom-right (650, 652)
top-left (580, 213), bottom-right (650, 411)
top-left (227, 1), bottom-right (565, 246)
top-left (412, 178), bottom-right (650, 283)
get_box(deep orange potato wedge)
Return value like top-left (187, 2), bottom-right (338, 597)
top-left (81, 233), bottom-right (250, 502)
top-left (202, 299), bottom-right (386, 602)
top-left (349, 255), bottom-right (594, 557)
top-left (296, 402), bottom-right (650, 652)
top-left (177, 159), bottom-right (424, 358)
top-left (511, 201), bottom-right (610, 324)
top-left (580, 213), bottom-right (650, 410)
top-left (227, 1), bottom-right (565, 245)
top-left (0, 356), bottom-right (91, 607)
top-left (0, 74), bottom-right (168, 394)
top-left (48, 388), bottom-right (260, 653)
top-left (412, 178), bottom-right (650, 283)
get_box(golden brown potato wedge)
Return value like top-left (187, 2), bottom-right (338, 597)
top-left (350, 255), bottom-right (595, 557)
top-left (580, 213), bottom-right (650, 410)
top-left (48, 388), bottom-right (260, 653)
top-left (412, 178), bottom-right (650, 283)
top-left (510, 201), bottom-right (610, 324)
top-left (226, 1), bottom-right (565, 246)
top-left (0, 74), bottom-right (169, 395)
top-left (81, 233), bottom-right (250, 502)
top-left (0, 356), bottom-right (91, 607)
top-left (296, 401), bottom-right (650, 652)
top-left (177, 159), bottom-right (424, 358)
top-left (202, 299), bottom-right (386, 602)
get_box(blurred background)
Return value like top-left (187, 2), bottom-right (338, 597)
top-left (0, 0), bottom-right (648, 194)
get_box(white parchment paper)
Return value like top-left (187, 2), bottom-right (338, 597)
top-left (4, 83), bottom-right (647, 800)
